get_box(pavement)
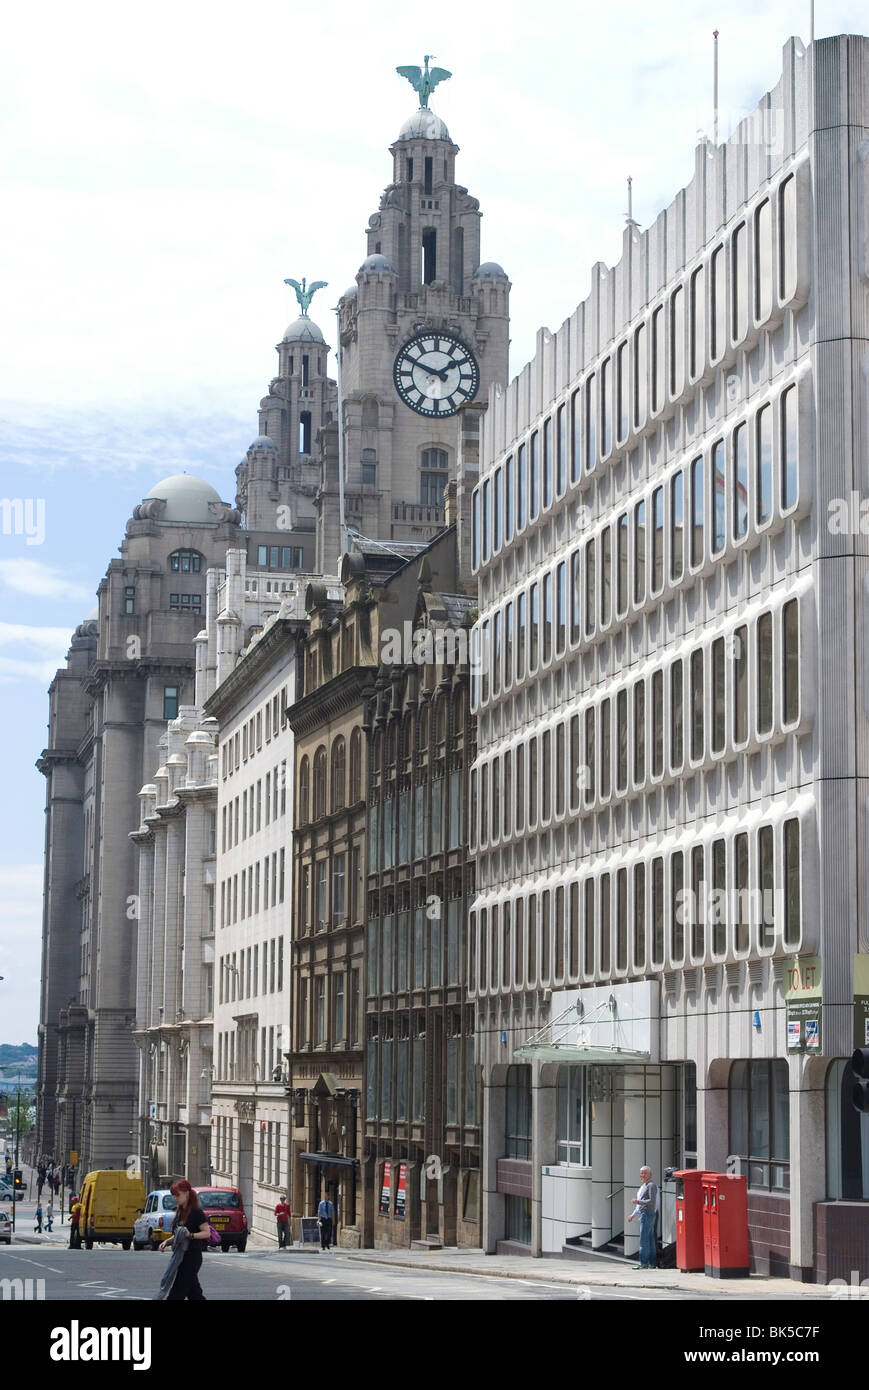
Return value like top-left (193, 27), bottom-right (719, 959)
top-left (9, 1198), bottom-right (829, 1300)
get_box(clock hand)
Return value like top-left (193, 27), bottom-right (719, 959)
top-left (415, 359), bottom-right (452, 382)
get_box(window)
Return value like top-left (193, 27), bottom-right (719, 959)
top-left (505, 454), bottom-right (514, 540)
top-left (556, 562), bottom-right (566, 655)
top-left (601, 357), bottom-right (611, 455)
top-left (517, 442), bottom-right (527, 528)
top-left (556, 404), bottom-right (567, 494)
top-left (690, 265), bottom-right (705, 377)
top-left (313, 747), bottom-right (327, 820)
top-left (779, 175), bottom-right (797, 301)
top-left (755, 198), bottom-right (772, 320)
top-left (169, 593), bottom-right (202, 612)
top-left (124, 585), bottom-right (135, 614)
top-left (634, 324), bottom-right (647, 426)
top-left (331, 737), bottom-right (345, 812)
top-left (362, 462), bottom-right (377, 487)
top-left (169, 550), bottom-right (202, 573)
top-left (729, 1059), bottom-right (790, 1191)
top-left (711, 245), bottom-right (725, 359)
top-left (316, 861), bottom-right (327, 930)
top-left (670, 471), bottom-right (683, 581)
top-left (543, 416), bottom-right (553, 507)
top-left (690, 456), bottom-right (704, 567)
top-left (732, 222), bottom-right (748, 340)
top-left (651, 486), bottom-right (664, 594)
top-left (690, 648), bottom-right (704, 761)
top-left (651, 307), bottom-right (665, 411)
top-left (494, 467), bottom-right (502, 549)
top-left (616, 512), bottom-right (628, 617)
top-left (616, 341), bottom-right (628, 441)
top-left (420, 448), bottom-right (448, 507)
top-left (712, 440), bottom-right (726, 553)
top-left (711, 638), bottom-right (725, 753)
top-left (782, 600), bottom-right (799, 725)
top-left (670, 285), bottom-right (684, 396)
top-left (506, 1065), bottom-right (531, 1158)
top-left (332, 853), bottom-right (345, 924)
top-left (298, 757), bottom-right (309, 825)
top-left (733, 423), bottom-right (748, 540)
top-left (163, 686), bottom-right (179, 720)
top-left (757, 612), bottom-right (773, 734)
top-left (556, 1066), bottom-right (587, 1165)
top-left (571, 388), bottom-right (582, 481)
top-left (670, 660), bottom-right (683, 770)
top-left (586, 373), bottom-right (597, 468)
top-left (783, 818), bottom-right (801, 947)
top-left (781, 385), bottom-right (798, 510)
top-left (634, 501), bottom-right (645, 605)
top-left (529, 431), bottom-right (539, 520)
top-left (756, 404), bottom-right (773, 525)
top-left (825, 1058), bottom-right (869, 1200)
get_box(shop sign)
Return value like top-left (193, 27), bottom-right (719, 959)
top-left (785, 955), bottom-right (822, 1052)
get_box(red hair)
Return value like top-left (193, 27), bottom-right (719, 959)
top-left (169, 1179), bottom-right (199, 1218)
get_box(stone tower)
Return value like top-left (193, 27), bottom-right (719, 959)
top-left (320, 78), bottom-right (510, 558)
top-left (236, 297), bottom-right (336, 575)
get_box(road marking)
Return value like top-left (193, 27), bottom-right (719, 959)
top-left (321, 1278), bottom-right (335, 1284)
top-left (4, 1254), bottom-right (64, 1274)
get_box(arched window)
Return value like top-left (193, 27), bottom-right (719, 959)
top-left (331, 736), bottom-right (346, 813)
top-left (298, 757), bottom-right (310, 826)
top-left (313, 746), bottom-right (327, 821)
top-left (169, 549), bottom-right (203, 574)
top-left (349, 728), bottom-right (362, 804)
top-left (420, 448), bottom-right (449, 507)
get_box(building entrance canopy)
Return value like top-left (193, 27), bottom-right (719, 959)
top-left (515, 982), bottom-right (658, 1065)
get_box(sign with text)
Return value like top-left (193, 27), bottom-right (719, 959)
top-left (785, 955), bottom-right (822, 1052)
top-left (855, 955), bottom-right (869, 1049)
top-left (379, 1159), bottom-right (391, 1215)
top-left (395, 1161), bottom-right (407, 1219)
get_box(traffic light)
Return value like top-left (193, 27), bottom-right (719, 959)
top-left (852, 1048), bottom-right (869, 1113)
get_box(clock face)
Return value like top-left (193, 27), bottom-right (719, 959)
top-left (393, 332), bottom-right (479, 416)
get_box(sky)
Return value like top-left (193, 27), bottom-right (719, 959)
top-left (1, 0), bottom-right (865, 1042)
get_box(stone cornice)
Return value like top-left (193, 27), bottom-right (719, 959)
top-left (204, 617), bottom-right (305, 721)
top-left (287, 665), bottom-right (377, 735)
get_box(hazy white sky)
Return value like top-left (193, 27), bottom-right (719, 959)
top-left (0, 0), bottom-right (865, 1040)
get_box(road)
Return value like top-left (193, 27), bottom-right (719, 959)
top-left (0, 1244), bottom-right (699, 1300)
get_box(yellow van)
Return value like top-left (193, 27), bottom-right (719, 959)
top-left (79, 1169), bottom-right (145, 1250)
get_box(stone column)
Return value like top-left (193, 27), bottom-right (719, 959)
top-left (481, 1067), bottom-right (506, 1254)
top-left (531, 1064), bottom-right (558, 1257)
top-left (788, 1054), bottom-right (827, 1281)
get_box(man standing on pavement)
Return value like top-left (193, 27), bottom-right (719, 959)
top-left (274, 1195), bottom-right (291, 1248)
top-left (317, 1195), bottom-right (334, 1250)
top-left (627, 1165), bottom-right (659, 1270)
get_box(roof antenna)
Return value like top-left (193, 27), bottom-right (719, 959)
top-left (713, 29), bottom-right (719, 146)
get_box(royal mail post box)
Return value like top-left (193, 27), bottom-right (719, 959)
top-left (672, 1169), bottom-right (706, 1272)
top-left (701, 1172), bottom-right (750, 1278)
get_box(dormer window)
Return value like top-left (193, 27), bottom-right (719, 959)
top-left (169, 550), bottom-right (202, 573)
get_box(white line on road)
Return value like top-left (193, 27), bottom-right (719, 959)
top-left (4, 1254), bottom-right (64, 1274)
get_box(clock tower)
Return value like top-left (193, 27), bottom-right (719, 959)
top-left (324, 68), bottom-right (510, 550)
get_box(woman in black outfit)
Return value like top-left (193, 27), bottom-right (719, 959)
top-left (162, 1179), bottom-right (208, 1301)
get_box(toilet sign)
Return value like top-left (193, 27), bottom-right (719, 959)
top-left (785, 955), bottom-right (822, 1052)
top-left (854, 955), bottom-right (869, 1049)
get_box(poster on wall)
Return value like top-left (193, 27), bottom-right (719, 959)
top-left (785, 955), bottom-right (822, 1053)
top-left (855, 955), bottom-right (869, 1049)
top-left (379, 1159), bottom-right (392, 1215)
top-left (395, 1161), bottom-right (407, 1219)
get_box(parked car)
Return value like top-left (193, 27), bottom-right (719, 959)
top-left (196, 1187), bottom-right (248, 1252)
top-left (0, 1210), bottom-right (11, 1244)
top-left (0, 1180), bottom-right (21, 1203)
top-left (78, 1169), bottom-right (145, 1250)
top-left (133, 1190), bottom-right (177, 1250)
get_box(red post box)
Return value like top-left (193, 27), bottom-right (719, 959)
top-left (701, 1172), bottom-right (750, 1278)
top-left (673, 1169), bottom-right (706, 1273)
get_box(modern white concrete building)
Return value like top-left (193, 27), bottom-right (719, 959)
top-left (469, 34), bottom-right (869, 1282)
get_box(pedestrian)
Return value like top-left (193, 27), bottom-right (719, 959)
top-left (53, 1172), bottom-right (60, 1197)
top-left (274, 1195), bottom-right (291, 1248)
top-left (316, 1195), bottom-right (335, 1250)
top-left (46, 1199), bottom-right (54, 1233)
top-left (36, 1175), bottom-right (44, 1199)
top-left (627, 1164), bottom-right (659, 1270)
top-left (156, 1179), bottom-right (209, 1301)
top-left (69, 1195), bottom-right (82, 1250)
top-left (34, 1202), bottom-right (43, 1234)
